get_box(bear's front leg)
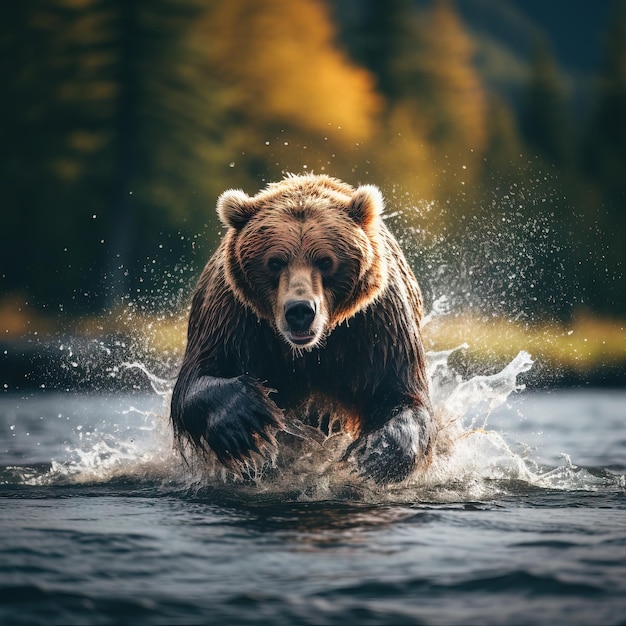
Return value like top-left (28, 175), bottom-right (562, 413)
top-left (344, 407), bottom-right (434, 484)
top-left (172, 374), bottom-right (284, 468)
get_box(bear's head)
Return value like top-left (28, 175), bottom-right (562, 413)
top-left (217, 174), bottom-right (389, 351)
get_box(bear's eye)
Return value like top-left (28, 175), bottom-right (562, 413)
top-left (267, 257), bottom-right (286, 272)
top-left (315, 257), bottom-right (334, 272)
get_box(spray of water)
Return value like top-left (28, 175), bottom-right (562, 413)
top-left (12, 183), bottom-right (620, 501)
top-left (22, 304), bottom-right (620, 503)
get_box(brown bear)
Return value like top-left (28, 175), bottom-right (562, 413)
top-left (170, 173), bottom-right (435, 483)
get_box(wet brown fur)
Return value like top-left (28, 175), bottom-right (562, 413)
top-left (171, 174), bottom-right (434, 482)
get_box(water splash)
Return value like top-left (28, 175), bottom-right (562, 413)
top-left (15, 400), bottom-right (179, 487)
top-left (439, 350), bottom-right (534, 428)
top-left (121, 362), bottom-right (172, 397)
top-left (19, 335), bottom-right (621, 502)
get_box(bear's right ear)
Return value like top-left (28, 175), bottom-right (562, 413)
top-left (217, 189), bottom-right (257, 229)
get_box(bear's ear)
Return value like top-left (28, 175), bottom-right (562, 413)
top-left (346, 184), bottom-right (384, 228)
top-left (217, 189), bottom-right (258, 229)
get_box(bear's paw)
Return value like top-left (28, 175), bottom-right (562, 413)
top-left (184, 375), bottom-right (284, 468)
top-left (344, 409), bottom-right (429, 484)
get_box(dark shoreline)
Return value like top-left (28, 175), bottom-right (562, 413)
top-left (1, 337), bottom-right (625, 393)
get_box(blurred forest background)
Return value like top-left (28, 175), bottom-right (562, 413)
top-left (1, 0), bottom-right (625, 381)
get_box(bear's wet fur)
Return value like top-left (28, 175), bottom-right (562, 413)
top-left (170, 174), bottom-right (435, 483)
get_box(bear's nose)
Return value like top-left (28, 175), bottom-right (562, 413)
top-left (284, 299), bottom-right (316, 332)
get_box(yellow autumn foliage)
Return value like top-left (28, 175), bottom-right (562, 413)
top-left (202, 0), bottom-right (381, 143)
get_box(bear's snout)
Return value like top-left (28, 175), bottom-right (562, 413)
top-left (276, 265), bottom-right (327, 349)
top-left (284, 299), bottom-right (316, 333)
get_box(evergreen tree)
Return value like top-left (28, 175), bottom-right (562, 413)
top-left (101, 0), bottom-right (226, 308)
top-left (584, 0), bottom-right (626, 196)
top-left (0, 0), bottom-right (112, 311)
top-left (1, 0), bottom-right (226, 313)
top-left (520, 39), bottom-right (573, 167)
top-left (345, 0), bottom-right (417, 102)
top-left (583, 0), bottom-right (626, 313)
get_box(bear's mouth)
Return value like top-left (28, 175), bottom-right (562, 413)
top-left (287, 330), bottom-right (317, 346)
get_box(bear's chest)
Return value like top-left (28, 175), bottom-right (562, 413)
top-left (250, 344), bottom-right (367, 410)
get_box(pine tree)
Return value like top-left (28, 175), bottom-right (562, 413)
top-left (584, 0), bottom-right (626, 196)
top-left (583, 0), bottom-right (626, 313)
top-left (520, 39), bottom-right (573, 167)
top-left (101, 0), bottom-right (227, 308)
top-left (1, 0), bottom-right (226, 312)
top-left (0, 0), bottom-right (112, 311)
top-left (345, 0), bottom-right (417, 102)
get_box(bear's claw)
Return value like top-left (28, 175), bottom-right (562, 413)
top-left (180, 374), bottom-right (284, 468)
top-left (344, 410), bottom-right (425, 484)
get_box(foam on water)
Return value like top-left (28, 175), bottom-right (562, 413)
top-left (20, 325), bottom-right (622, 502)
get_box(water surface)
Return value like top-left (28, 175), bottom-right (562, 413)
top-left (1, 386), bottom-right (625, 625)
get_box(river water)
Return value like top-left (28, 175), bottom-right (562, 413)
top-left (1, 353), bottom-right (625, 625)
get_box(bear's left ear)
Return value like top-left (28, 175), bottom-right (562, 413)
top-left (217, 189), bottom-right (258, 230)
top-left (346, 184), bottom-right (384, 229)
